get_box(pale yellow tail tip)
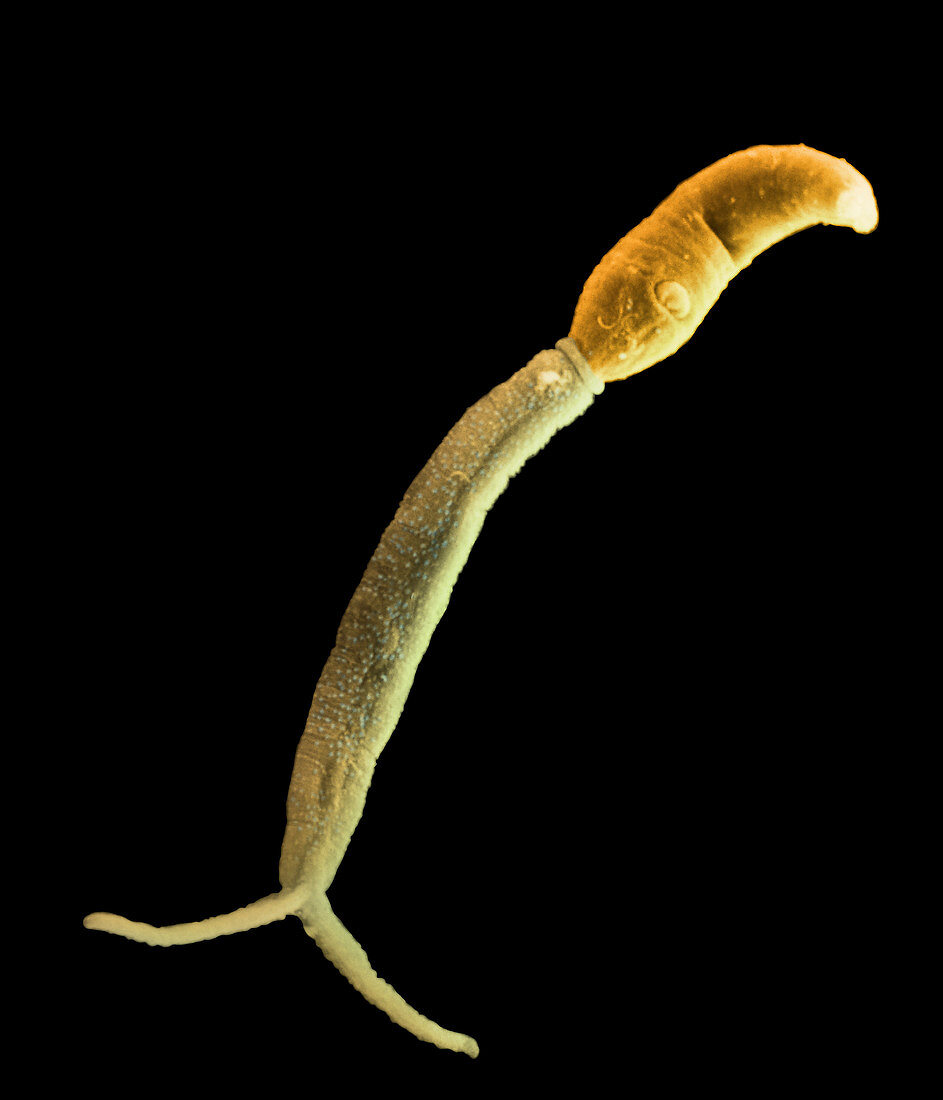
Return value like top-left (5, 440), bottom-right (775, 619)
top-left (83, 911), bottom-right (165, 944)
top-left (837, 179), bottom-right (879, 234)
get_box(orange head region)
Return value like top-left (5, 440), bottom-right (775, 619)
top-left (569, 144), bottom-right (878, 384)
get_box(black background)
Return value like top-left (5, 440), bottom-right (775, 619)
top-left (37, 11), bottom-right (925, 1096)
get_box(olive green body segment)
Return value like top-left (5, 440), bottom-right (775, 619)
top-left (279, 339), bottom-right (603, 895)
top-left (282, 340), bottom-right (601, 1056)
top-left (84, 339), bottom-right (602, 1058)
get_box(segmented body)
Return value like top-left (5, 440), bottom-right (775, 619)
top-left (279, 339), bottom-right (603, 894)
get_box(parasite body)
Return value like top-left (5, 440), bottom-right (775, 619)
top-left (85, 145), bottom-right (877, 1057)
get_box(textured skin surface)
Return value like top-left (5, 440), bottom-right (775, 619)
top-left (279, 342), bottom-right (600, 894)
top-left (83, 145), bottom-right (878, 1057)
top-left (681, 144), bottom-right (878, 266)
top-left (569, 145), bottom-right (877, 381)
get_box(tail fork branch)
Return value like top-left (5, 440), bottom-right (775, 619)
top-left (83, 889), bottom-right (302, 947)
top-left (300, 895), bottom-right (480, 1058)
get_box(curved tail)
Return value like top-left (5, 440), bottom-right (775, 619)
top-left (300, 894), bottom-right (479, 1058)
top-left (83, 888), bottom-right (302, 946)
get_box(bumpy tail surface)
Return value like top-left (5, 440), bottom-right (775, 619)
top-left (300, 894), bottom-right (479, 1058)
top-left (83, 889), bottom-right (302, 946)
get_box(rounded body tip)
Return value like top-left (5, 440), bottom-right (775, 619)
top-left (838, 179), bottom-right (879, 234)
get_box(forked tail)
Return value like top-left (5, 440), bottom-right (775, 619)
top-left (84, 888), bottom-right (479, 1056)
top-left (300, 894), bottom-right (479, 1058)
